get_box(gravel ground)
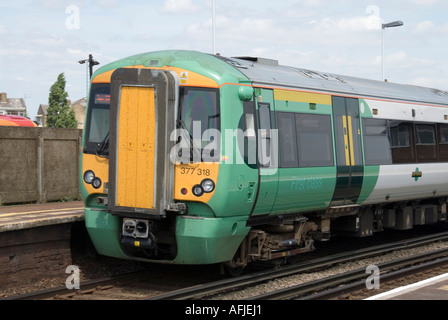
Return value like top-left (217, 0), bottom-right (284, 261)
top-left (0, 249), bottom-right (149, 298)
top-left (2, 239), bottom-right (448, 300)
top-left (211, 241), bottom-right (448, 300)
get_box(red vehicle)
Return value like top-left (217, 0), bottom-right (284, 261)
top-left (0, 115), bottom-right (37, 127)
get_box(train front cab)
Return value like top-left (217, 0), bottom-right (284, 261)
top-left (82, 66), bottom-right (251, 265)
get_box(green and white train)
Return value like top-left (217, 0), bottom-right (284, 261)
top-left (81, 50), bottom-right (448, 274)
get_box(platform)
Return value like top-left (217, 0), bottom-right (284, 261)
top-left (0, 201), bottom-right (84, 232)
top-left (366, 273), bottom-right (448, 300)
top-left (0, 201), bottom-right (85, 291)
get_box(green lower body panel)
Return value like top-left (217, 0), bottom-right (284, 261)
top-left (85, 207), bottom-right (250, 264)
top-left (84, 208), bottom-right (129, 259)
top-left (173, 216), bottom-right (250, 264)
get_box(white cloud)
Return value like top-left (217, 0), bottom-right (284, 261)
top-left (411, 76), bottom-right (448, 91)
top-left (0, 25), bottom-right (8, 35)
top-left (161, 0), bottom-right (199, 14)
top-left (415, 20), bottom-right (435, 34)
top-left (311, 15), bottom-right (382, 33)
top-left (409, 0), bottom-right (441, 5)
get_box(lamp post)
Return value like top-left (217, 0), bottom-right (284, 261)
top-left (79, 54), bottom-right (100, 98)
top-left (212, 0), bottom-right (216, 54)
top-left (382, 21), bottom-right (404, 81)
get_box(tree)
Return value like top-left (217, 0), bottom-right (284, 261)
top-left (46, 73), bottom-right (77, 128)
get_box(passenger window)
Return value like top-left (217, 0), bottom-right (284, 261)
top-left (295, 114), bottom-right (334, 167)
top-left (415, 124), bottom-right (437, 163)
top-left (440, 125), bottom-right (448, 144)
top-left (278, 112), bottom-right (298, 168)
top-left (362, 119), bottom-right (392, 165)
top-left (258, 103), bottom-right (272, 167)
top-left (391, 125), bottom-right (410, 147)
top-left (390, 121), bottom-right (415, 163)
top-left (439, 124), bottom-right (448, 162)
top-left (277, 112), bottom-right (334, 168)
top-left (415, 124), bottom-right (436, 145)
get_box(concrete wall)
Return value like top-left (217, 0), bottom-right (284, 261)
top-left (0, 127), bottom-right (82, 205)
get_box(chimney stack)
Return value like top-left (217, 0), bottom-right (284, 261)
top-left (0, 93), bottom-right (6, 103)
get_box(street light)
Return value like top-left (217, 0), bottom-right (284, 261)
top-left (79, 54), bottom-right (100, 79)
top-left (79, 54), bottom-right (100, 98)
top-left (382, 21), bottom-right (404, 82)
top-left (212, 0), bottom-right (216, 54)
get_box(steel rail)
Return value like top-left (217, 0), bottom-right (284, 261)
top-left (3, 271), bottom-right (151, 301)
top-left (148, 231), bottom-right (448, 300)
top-left (249, 248), bottom-right (448, 300)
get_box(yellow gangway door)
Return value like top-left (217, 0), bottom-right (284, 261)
top-left (116, 86), bottom-right (156, 209)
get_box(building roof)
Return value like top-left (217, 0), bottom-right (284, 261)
top-left (72, 97), bottom-right (87, 107)
top-left (0, 93), bottom-right (26, 111)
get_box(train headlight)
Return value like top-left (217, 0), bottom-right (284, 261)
top-left (192, 184), bottom-right (204, 197)
top-left (201, 179), bottom-right (215, 193)
top-left (83, 170), bottom-right (95, 184)
top-left (92, 177), bottom-right (102, 189)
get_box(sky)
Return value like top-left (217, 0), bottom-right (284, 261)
top-left (1, 0), bottom-right (448, 120)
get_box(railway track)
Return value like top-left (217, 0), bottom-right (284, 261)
top-left (253, 248), bottom-right (448, 300)
top-left (4, 265), bottom-right (223, 300)
top-left (4, 271), bottom-right (178, 300)
top-left (149, 230), bottom-right (448, 300)
top-left (5, 227), bottom-right (448, 300)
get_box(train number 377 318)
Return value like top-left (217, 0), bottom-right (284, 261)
top-left (179, 167), bottom-right (211, 176)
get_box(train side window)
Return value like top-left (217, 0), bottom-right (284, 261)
top-left (390, 124), bottom-right (410, 147)
top-left (258, 103), bottom-right (272, 167)
top-left (240, 101), bottom-right (257, 167)
top-left (415, 124), bottom-right (436, 145)
top-left (362, 118), bottom-right (392, 165)
top-left (440, 125), bottom-right (448, 143)
top-left (415, 124), bottom-right (437, 163)
top-left (295, 114), bottom-right (334, 167)
top-left (390, 121), bottom-right (415, 164)
top-left (277, 112), bottom-right (299, 168)
top-left (439, 124), bottom-right (448, 162)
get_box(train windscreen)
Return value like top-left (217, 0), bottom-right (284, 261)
top-left (84, 83), bottom-right (110, 155)
top-left (178, 87), bottom-right (220, 150)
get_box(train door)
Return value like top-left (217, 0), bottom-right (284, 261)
top-left (250, 88), bottom-right (279, 216)
top-left (331, 96), bottom-right (364, 206)
top-left (108, 68), bottom-right (178, 216)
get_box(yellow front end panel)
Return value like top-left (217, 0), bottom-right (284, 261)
top-left (174, 163), bottom-right (219, 203)
top-left (117, 86), bottom-right (156, 209)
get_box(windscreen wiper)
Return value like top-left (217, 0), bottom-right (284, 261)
top-left (96, 132), bottom-right (109, 158)
top-left (176, 120), bottom-right (202, 162)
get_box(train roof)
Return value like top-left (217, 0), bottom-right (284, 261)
top-left (220, 55), bottom-right (448, 107)
top-left (93, 50), bottom-right (448, 107)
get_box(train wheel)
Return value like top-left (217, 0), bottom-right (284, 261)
top-left (286, 254), bottom-right (300, 265)
top-left (222, 262), bottom-right (245, 277)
